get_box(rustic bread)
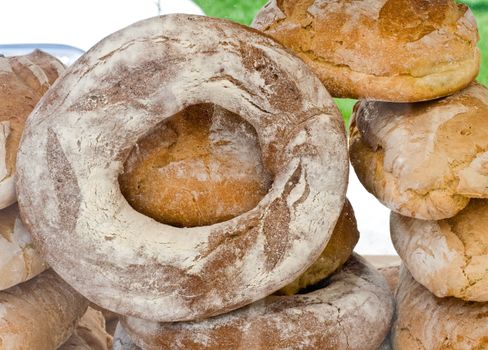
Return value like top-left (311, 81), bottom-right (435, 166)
top-left (350, 82), bottom-right (488, 220)
top-left (0, 269), bottom-right (88, 350)
top-left (0, 203), bottom-right (47, 290)
top-left (16, 14), bottom-right (348, 322)
top-left (121, 254), bottom-right (394, 350)
top-left (392, 266), bottom-right (488, 349)
top-left (253, 0), bottom-right (479, 102)
top-left (391, 199), bottom-right (488, 301)
top-left (0, 50), bottom-right (64, 209)
top-left (119, 103), bottom-right (271, 227)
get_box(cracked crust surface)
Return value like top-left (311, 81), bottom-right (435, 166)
top-left (392, 266), bottom-right (488, 350)
top-left (16, 15), bottom-right (348, 322)
top-left (252, 0), bottom-right (480, 102)
top-left (0, 269), bottom-right (88, 350)
top-left (0, 50), bottom-right (64, 209)
top-left (119, 103), bottom-right (272, 228)
top-left (350, 82), bottom-right (488, 220)
top-left (121, 254), bottom-right (393, 350)
top-left (252, 0), bottom-right (479, 102)
top-left (0, 203), bottom-right (48, 291)
top-left (391, 199), bottom-right (488, 301)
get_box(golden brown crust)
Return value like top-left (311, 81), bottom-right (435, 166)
top-left (349, 82), bottom-right (488, 220)
top-left (122, 254), bottom-right (394, 350)
top-left (119, 104), bottom-right (271, 227)
top-left (277, 198), bottom-right (358, 295)
top-left (16, 15), bottom-right (348, 322)
top-left (0, 270), bottom-right (88, 350)
top-left (391, 199), bottom-right (488, 301)
top-left (253, 0), bottom-right (479, 102)
top-left (392, 266), bottom-right (488, 350)
top-left (0, 50), bottom-right (64, 208)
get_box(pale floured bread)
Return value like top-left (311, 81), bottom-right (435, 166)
top-left (391, 199), bottom-right (488, 301)
top-left (0, 50), bottom-right (64, 209)
top-left (119, 103), bottom-right (271, 227)
top-left (16, 14), bottom-right (348, 322)
top-left (0, 203), bottom-right (48, 291)
top-left (0, 269), bottom-right (88, 350)
top-left (121, 254), bottom-right (393, 350)
top-left (59, 307), bottom-right (112, 350)
top-left (252, 0), bottom-right (479, 102)
top-left (277, 198), bottom-right (359, 295)
top-left (392, 266), bottom-right (488, 349)
top-left (350, 82), bottom-right (488, 220)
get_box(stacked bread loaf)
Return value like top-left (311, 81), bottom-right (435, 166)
top-left (0, 50), bottom-right (113, 349)
top-left (254, 0), bottom-right (487, 348)
top-left (9, 13), bottom-right (396, 350)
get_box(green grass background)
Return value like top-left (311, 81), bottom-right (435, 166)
top-left (193, 0), bottom-right (488, 121)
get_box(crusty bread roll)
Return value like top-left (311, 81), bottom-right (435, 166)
top-left (59, 307), bottom-right (112, 350)
top-left (252, 0), bottom-right (479, 102)
top-left (392, 266), bottom-right (488, 349)
top-left (350, 82), bottom-right (488, 220)
top-left (391, 199), bottom-right (488, 301)
top-left (0, 50), bottom-right (64, 209)
top-left (16, 14), bottom-right (348, 322)
top-left (119, 103), bottom-right (271, 227)
top-left (121, 254), bottom-right (394, 350)
top-left (0, 269), bottom-right (88, 350)
top-left (277, 198), bottom-right (358, 295)
top-left (0, 203), bottom-right (48, 290)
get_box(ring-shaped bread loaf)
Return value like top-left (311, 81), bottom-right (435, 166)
top-left (16, 15), bottom-right (348, 322)
top-left (120, 254), bottom-right (394, 350)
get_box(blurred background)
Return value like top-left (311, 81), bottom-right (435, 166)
top-left (0, 0), bottom-right (486, 255)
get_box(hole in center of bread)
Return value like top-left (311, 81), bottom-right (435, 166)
top-left (119, 103), bottom-right (272, 228)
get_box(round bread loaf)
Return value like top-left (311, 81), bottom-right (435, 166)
top-left (0, 269), bottom-right (88, 350)
top-left (349, 82), bottom-right (488, 220)
top-left (0, 203), bottom-right (48, 291)
top-left (391, 199), bottom-right (488, 301)
top-left (276, 198), bottom-right (359, 295)
top-left (0, 50), bottom-right (64, 209)
top-left (119, 103), bottom-right (271, 227)
top-left (121, 254), bottom-right (394, 350)
top-left (16, 14), bottom-right (348, 322)
top-left (59, 307), bottom-right (112, 350)
top-left (252, 0), bottom-right (480, 102)
top-left (392, 266), bottom-right (488, 349)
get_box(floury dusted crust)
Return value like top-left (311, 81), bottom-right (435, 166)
top-left (350, 82), bottom-right (488, 220)
top-left (0, 50), bottom-right (64, 209)
top-left (16, 15), bottom-right (348, 322)
top-left (121, 255), bottom-right (394, 350)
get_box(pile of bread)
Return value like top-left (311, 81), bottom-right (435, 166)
top-left (0, 0), bottom-right (485, 349)
top-left (255, 0), bottom-right (487, 349)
